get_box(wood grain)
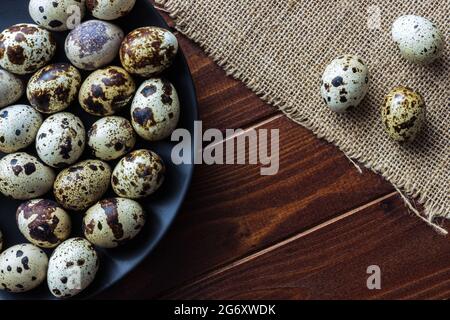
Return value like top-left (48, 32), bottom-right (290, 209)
top-left (163, 194), bottom-right (450, 300)
top-left (100, 115), bottom-right (393, 299)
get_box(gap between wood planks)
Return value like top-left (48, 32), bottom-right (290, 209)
top-left (156, 191), bottom-right (398, 298)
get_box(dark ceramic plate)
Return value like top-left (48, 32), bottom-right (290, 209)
top-left (0, 0), bottom-right (197, 299)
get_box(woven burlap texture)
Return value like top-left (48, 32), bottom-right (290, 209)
top-left (156, 0), bottom-right (449, 231)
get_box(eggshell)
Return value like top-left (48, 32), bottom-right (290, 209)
top-left (0, 152), bottom-right (55, 200)
top-left (0, 24), bottom-right (56, 74)
top-left (320, 55), bottom-right (369, 113)
top-left (53, 159), bottom-right (111, 211)
top-left (392, 15), bottom-right (444, 64)
top-left (16, 199), bottom-right (71, 248)
top-left (0, 69), bottom-right (24, 108)
top-left (47, 238), bottom-right (99, 298)
top-left (112, 149), bottom-right (165, 199)
top-left (381, 86), bottom-right (426, 143)
top-left (0, 105), bottom-right (43, 153)
top-left (131, 78), bottom-right (180, 141)
top-left (87, 0), bottom-right (136, 20)
top-left (65, 20), bottom-right (124, 70)
top-left (79, 66), bottom-right (135, 116)
top-left (0, 243), bottom-right (48, 293)
top-left (27, 63), bottom-right (82, 114)
top-left (29, 0), bottom-right (86, 32)
top-left (88, 116), bottom-right (136, 161)
top-left (120, 27), bottom-right (178, 77)
top-left (83, 198), bottom-right (145, 248)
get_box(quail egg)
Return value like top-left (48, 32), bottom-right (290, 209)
top-left (0, 152), bottom-right (55, 200)
top-left (0, 105), bottom-right (43, 153)
top-left (120, 27), bottom-right (178, 77)
top-left (0, 69), bottom-right (24, 108)
top-left (131, 78), bottom-right (180, 141)
top-left (0, 229), bottom-right (3, 253)
top-left (392, 15), bottom-right (444, 64)
top-left (88, 116), bottom-right (136, 161)
top-left (29, 0), bottom-right (86, 32)
top-left (381, 86), bottom-right (426, 143)
top-left (320, 55), bottom-right (369, 113)
top-left (16, 199), bottom-right (71, 248)
top-left (0, 24), bottom-right (56, 74)
top-left (36, 112), bottom-right (86, 168)
top-left (65, 20), bottom-right (124, 70)
top-left (27, 63), bottom-right (82, 114)
top-left (54, 159), bottom-right (111, 211)
top-left (0, 243), bottom-right (48, 293)
top-left (112, 149), bottom-right (165, 199)
top-left (47, 237), bottom-right (99, 298)
top-left (79, 66), bottom-right (135, 116)
top-left (83, 198), bottom-right (146, 248)
top-left (87, 0), bottom-right (136, 20)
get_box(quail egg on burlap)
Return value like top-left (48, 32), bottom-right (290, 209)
top-left (79, 66), bottom-right (135, 116)
top-left (112, 149), bottom-right (165, 199)
top-left (83, 198), bottom-right (146, 248)
top-left (120, 27), bottom-right (178, 77)
top-left (0, 105), bottom-right (43, 153)
top-left (0, 69), bottom-right (24, 108)
top-left (47, 237), bottom-right (99, 298)
top-left (0, 24), bottom-right (56, 75)
top-left (320, 55), bottom-right (369, 113)
top-left (54, 159), bottom-right (111, 211)
top-left (16, 199), bottom-right (71, 249)
top-left (0, 243), bottom-right (48, 293)
top-left (65, 20), bottom-right (124, 70)
top-left (36, 112), bottom-right (86, 168)
top-left (131, 78), bottom-right (180, 141)
top-left (88, 116), bottom-right (136, 161)
top-left (381, 86), bottom-right (426, 143)
top-left (0, 153), bottom-right (55, 200)
top-left (87, 0), bottom-right (136, 20)
top-left (392, 15), bottom-right (444, 64)
top-left (29, 0), bottom-right (86, 32)
top-left (27, 63), bottom-right (82, 114)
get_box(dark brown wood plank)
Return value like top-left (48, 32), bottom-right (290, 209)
top-left (99, 115), bottom-right (393, 299)
top-left (162, 194), bottom-right (450, 300)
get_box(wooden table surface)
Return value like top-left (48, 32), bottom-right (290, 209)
top-left (98, 4), bottom-right (450, 300)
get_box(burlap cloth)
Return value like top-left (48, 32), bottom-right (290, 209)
top-left (156, 0), bottom-right (449, 232)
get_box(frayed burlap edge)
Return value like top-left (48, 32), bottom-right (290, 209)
top-left (154, 0), bottom-right (448, 235)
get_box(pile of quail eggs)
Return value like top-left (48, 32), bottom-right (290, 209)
top-left (321, 14), bottom-right (444, 143)
top-left (0, 0), bottom-right (180, 298)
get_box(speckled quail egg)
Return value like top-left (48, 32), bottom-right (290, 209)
top-left (0, 24), bottom-right (56, 75)
top-left (0, 105), bottom-right (43, 153)
top-left (87, 0), bottom-right (136, 20)
top-left (36, 112), bottom-right (86, 168)
top-left (381, 86), bottom-right (426, 143)
top-left (0, 153), bottom-right (55, 200)
top-left (79, 66), bottom-right (135, 116)
top-left (54, 159), bottom-right (111, 211)
top-left (392, 15), bottom-right (444, 64)
top-left (27, 63), bottom-right (82, 114)
top-left (65, 20), bottom-right (124, 70)
top-left (0, 229), bottom-right (3, 253)
top-left (0, 243), bottom-right (48, 293)
top-left (88, 116), bottom-right (136, 161)
top-left (320, 55), bottom-right (369, 113)
top-left (29, 0), bottom-right (86, 32)
top-left (47, 237), bottom-right (99, 298)
top-left (120, 27), bottom-right (178, 77)
top-left (16, 199), bottom-right (71, 248)
top-left (83, 197), bottom-right (145, 248)
top-left (131, 78), bottom-right (180, 141)
top-left (112, 149), bottom-right (165, 199)
top-left (0, 69), bottom-right (24, 108)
